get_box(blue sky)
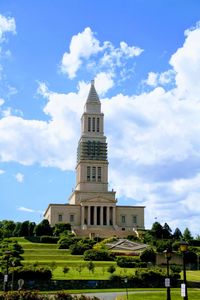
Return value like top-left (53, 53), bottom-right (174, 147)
top-left (1, 0), bottom-right (200, 235)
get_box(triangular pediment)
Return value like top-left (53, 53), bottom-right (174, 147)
top-left (81, 196), bottom-right (116, 205)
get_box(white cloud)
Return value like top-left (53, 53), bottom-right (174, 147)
top-left (145, 70), bottom-right (175, 87)
top-left (170, 23), bottom-right (200, 100)
top-left (61, 27), bottom-right (102, 78)
top-left (15, 172), bottom-right (24, 183)
top-left (0, 98), bottom-right (4, 106)
top-left (1, 24), bottom-right (200, 234)
top-left (0, 169), bottom-right (5, 175)
top-left (60, 27), bottom-right (143, 81)
top-left (17, 206), bottom-right (44, 214)
top-left (0, 15), bottom-right (16, 42)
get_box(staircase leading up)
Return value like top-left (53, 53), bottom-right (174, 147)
top-left (72, 227), bottom-right (137, 239)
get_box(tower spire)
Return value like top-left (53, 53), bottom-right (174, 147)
top-left (85, 80), bottom-right (101, 113)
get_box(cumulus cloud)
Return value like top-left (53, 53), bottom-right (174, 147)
top-left (0, 14), bottom-right (16, 42)
top-left (1, 24), bottom-right (200, 234)
top-left (60, 27), bottom-right (143, 81)
top-left (15, 172), bottom-right (24, 183)
top-left (61, 27), bottom-right (102, 78)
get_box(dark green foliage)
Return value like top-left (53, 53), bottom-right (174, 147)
top-left (107, 265), bottom-right (116, 274)
top-left (63, 266), bottom-right (70, 275)
top-left (116, 256), bottom-right (142, 268)
top-left (83, 249), bottom-right (115, 261)
top-left (70, 238), bottom-right (96, 255)
top-left (0, 220), bottom-right (16, 238)
top-left (183, 227), bottom-right (193, 242)
top-left (53, 223), bottom-right (71, 236)
top-left (0, 239), bottom-right (24, 270)
top-left (173, 227), bottom-right (182, 240)
top-left (155, 239), bottom-right (172, 253)
top-left (34, 219), bottom-right (53, 237)
top-left (14, 266), bottom-right (52, 280)
top-left (86, 261), bottom-right (95, 273)
top-left (39, 236), bottom-right (59, 243)
top-left (140, 248), bottom-right (156, 263)
top-left (58, 235), bottom-right (77, 249)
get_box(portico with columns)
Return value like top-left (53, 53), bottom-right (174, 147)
top-left (44, 80), bottom-right (145, 238)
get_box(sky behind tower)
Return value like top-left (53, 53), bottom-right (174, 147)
top-left (1, 0), bottom-right (200, 235)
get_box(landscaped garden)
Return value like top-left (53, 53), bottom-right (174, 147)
top-left (0, 219), bottom-right (200, 298)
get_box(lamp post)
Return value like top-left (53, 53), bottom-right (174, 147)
top-left (164, 248), bottom-right (172, 300)
top-left (124, 277), bottom-right (128, 300)
top-left (179, 241), bottom-right (189, 300)
top-left (3, 251), bottom-right (11, 292)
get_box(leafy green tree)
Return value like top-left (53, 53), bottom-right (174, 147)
top-left (173, 228), bottom-right (182, 240)
top-left (53, 223), bottom-right (71, 236)
top-left (34, 219), bottom-right (53, 236)
top-left (0, 239), bottom-right (23, 271)
top-left (162, 223), bottom-right (172, 239)
top-left (150, 222), bottom-right (164, 239)
top-left (107, 265), bottom-right (116, 274)
top-left (86, 261), bottom-right (95, 274)
top-left (0, 220), bottom-right (16, 238)
top-left (183, 227), bottom-right (193, 242)
top-left (63, 266), bottom-right (70, 276)
top-left (140, 248), bottom-right (156, 264)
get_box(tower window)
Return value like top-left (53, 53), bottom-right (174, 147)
top-left (97, 167), bottom-right (101, 182)
top-left (97, 118), bottom-right (100, 132)
top-left (92, 117), bottom-right (95, 132)
top-left (92, 166), bottom-right (96, 181)
top-left (87, 166), bottom-right (91, 181)
top-left (88, 117), bottom-right (91, 132)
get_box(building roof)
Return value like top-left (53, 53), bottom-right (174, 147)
top-left (86, 80), bottom-right (100, 104)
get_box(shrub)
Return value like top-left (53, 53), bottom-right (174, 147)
top-left (39, 236), bottom-right (59, 243)
top-left (140, 248), bottom-right (156, 263)
top-left (14, 267), bottom-right (52, 281)
top-left (84, 249), bottom-right (115, 261)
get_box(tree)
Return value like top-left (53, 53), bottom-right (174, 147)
top-left (183, 227), bottom-right (193, 243)
top-left (86, 261), bottom-right (95, 274)
top-left (150, 222), bottom-right (164, 239)
top-left (0, 220), bottom-right (16, 238)
top-left (107, 265), bottom-right (116, 274)
top-left (173, 228), bottom-right (182, 240)
top-left (140, 248), bottom-right (156, 264)
top-left (34, 219), bottom-right (53, 236)
top-left (63, 266), bottom-right (70, 276)
top-left (162, 223), bottom-right (172, 239)
top-left (0, 239), bottom-right (24, 271)
top-left (53, 223), bottom-right (71, 236)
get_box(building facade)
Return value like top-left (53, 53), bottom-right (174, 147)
top-left (44, 80), bottom-right (145, 238)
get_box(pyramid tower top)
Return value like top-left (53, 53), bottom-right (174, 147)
top-left (85, 80), bottom-right (101, 113)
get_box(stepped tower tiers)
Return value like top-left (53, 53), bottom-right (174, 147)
top-left (44, 80), bottom-right (145, 238)
top-left (69, 80), bottom-right (116, 206)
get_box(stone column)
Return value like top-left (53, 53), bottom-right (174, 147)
top-left (106, 206), bottom-right (110, 226)
top-left (100, 206), bottom-right (103, 226)
top-left (81, 206), bottom-right (85, 226)
top-left (87, 206), bottom-right (91, 225)
top-left (94, 206), bottom-right (97, 226)
top-left (112, 206), bottom-right (116, 226)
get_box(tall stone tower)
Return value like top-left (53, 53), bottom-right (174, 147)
top-left (44, 80), bottom-right (145, 237)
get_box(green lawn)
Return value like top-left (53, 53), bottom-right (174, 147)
top-left (13, 237), bottom-right (200, 282)
top-left (116, 289), bottom-right (200, 300)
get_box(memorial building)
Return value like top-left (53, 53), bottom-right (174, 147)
top-left (44, 80), bottom-right (145, 238)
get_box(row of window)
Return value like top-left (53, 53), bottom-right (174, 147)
top-left (121, 215), bottom-right (137, 224)
top-left (58, 214), bottom-right (137, 225)
top-left (88, 117), bottom-right (100, 132)
top-left (87, 166), bottom-right (101, 182)
top-left (58, 214), bottom-right (74, 223)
